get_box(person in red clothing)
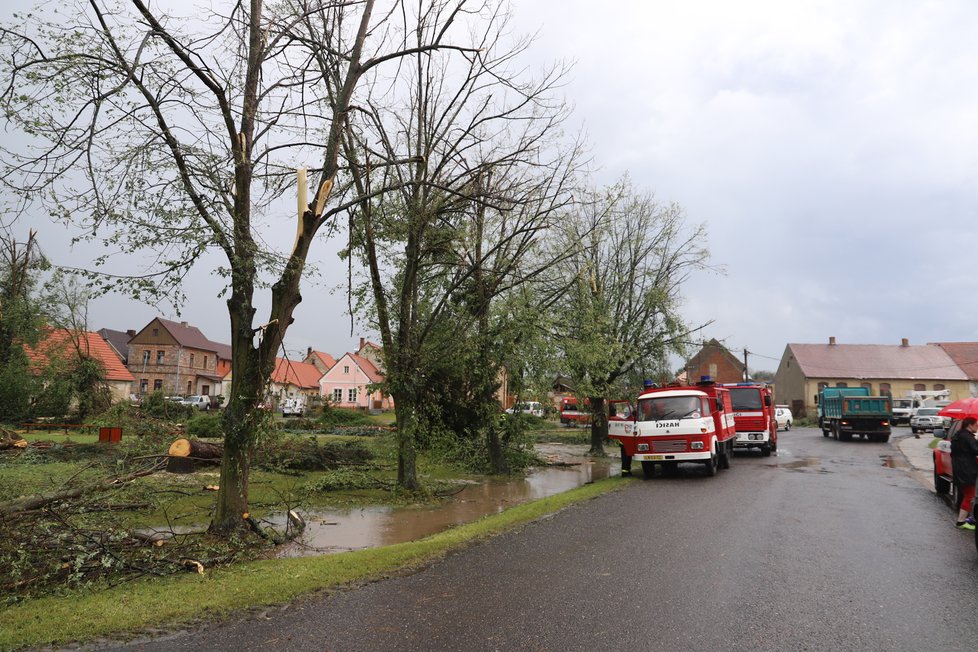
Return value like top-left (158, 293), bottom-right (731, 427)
top-left (951, 417), bottom-right (978, 530)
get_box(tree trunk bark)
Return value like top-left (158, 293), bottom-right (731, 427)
top-left (589, 395), bottom-right (607, 456)
top-left (393, 398), bottom-right (420, 490)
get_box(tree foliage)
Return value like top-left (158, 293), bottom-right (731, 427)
top-left (343, 4), bottom-right (583, 484)
top-left (549, 178), bottom-right (713, 454)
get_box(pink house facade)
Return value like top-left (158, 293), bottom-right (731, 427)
top-left (319, 351), bottom-right (392, 410)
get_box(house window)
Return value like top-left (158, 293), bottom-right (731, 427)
top-left (156, 350), bottom-right (165, 365)
top-left (880, 383), bottom-right (891, 396)
top-left (860, 382), bottom-right (872, 391)
top-left (140, 379), bottom-right (148, 393)
top-left (190, 353), bottom-right (195, 367)
top-left (835, 382), bottom-right (848, 388)
top-left (142, 350), bottom-right (151, 364)
top-left (344, 365), bottom-right (350, 374)
top-left (187, 381), bottom-right (192, 395)
top-left (152, 328), bottom-right (159, 337)
top-left (333, 388), bottom-right (342, 402)
top-left (154, 379), bottom-right (163, 391)
top-left (203, 356), bottom-right (208, 368)
top-left (348, 388), bottom-right (358, 403)
top-left (934, 384), bottom-right (946, 391)
top-left (914, 383), bottom-right (926, 391)
top-left (202, 386), bottom-right (209, 396)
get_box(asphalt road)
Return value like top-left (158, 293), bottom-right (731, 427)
top-left (118, 427), bottom-right (978, 651)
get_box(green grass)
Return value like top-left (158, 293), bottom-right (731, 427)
top-left (0, 476), bottom-right (625, 649)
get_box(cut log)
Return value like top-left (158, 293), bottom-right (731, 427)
top-left (168, 438), bottom-right (223, 460)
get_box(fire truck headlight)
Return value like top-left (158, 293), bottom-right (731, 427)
top-left (637, 443), bottom-right (649, 452)
top-left (691, 442), bottom-right (704, 450)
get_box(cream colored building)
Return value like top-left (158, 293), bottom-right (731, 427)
top-left (775, 337), bottom-right (972, 418)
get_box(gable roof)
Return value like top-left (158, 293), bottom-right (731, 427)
top-left (26, 329), bottom-right (135, 383)
top-left (931, 342), bottom-right (978, 381)
top-left (137, 318), bottom-right (231, 360)
top-left (308, 350), bottom-right (337, 370)
top-left (327, 352), bottom-right (384, 384)
top-left (688, 338), bottom-right (745, 373)
top-left (97, 328), bottom-right (133, 362)
top-left (788, 342), bottom-right (967, 380)
top-left (270, 358), bottom-right (323, 389)
top-left (349, 352), bottom-right (383, 383)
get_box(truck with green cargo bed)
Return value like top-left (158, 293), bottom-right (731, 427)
top-left (817, 387), bottom-right (892, 442)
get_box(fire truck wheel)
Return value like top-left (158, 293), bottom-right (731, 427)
top-left (719, 448), bottom-right (730, 469)
top-left (761, 444), bottom-right (772, 457)
top-left (663, 461), bottom-right (679, 476)
top-left (704, 453), bottom-right (718, 477)
top-left (641, 461), bottom-right (655, 479)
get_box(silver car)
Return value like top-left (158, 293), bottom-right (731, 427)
top-left (910, 407), bottom-right (949, 433)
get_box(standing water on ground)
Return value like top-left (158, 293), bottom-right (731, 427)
top-left (275, 443), bottom-right (619, 557)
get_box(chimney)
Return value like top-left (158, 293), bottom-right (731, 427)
top-left (180, 321), bottom-right (188, 328)
top-left (829, 336), bottom-right (836, 345)
top-left (901, 338), bottom-right (909, 347)
top-left (126, 330), bottom-right (135, 336)
top-left (306, 346), bottom-right (312, 358)
top-left (359, 337), bottom-right (365, 350)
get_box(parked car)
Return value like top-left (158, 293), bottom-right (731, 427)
top-left (505, 401), bottom-right (545, 418)
top-left (281, 397), bottom-right (306, 417)
top-left (182, 395), bottom-right (213, 410)
top-left (774, 406), bottom-right (792, 431)
top-left (910, 407), bottom-right (949, 433)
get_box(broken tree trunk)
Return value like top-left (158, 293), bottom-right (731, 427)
top-left (0, 427), bottom-right (27, 451)
top-left (168, 438), bottom-right (224, 460)
top-left (167, 438), bottom-right (224, 473)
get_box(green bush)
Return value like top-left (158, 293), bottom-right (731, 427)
top-left (317, 406), bottom-right (372, 426)
top-left (138, 392), bottom-right (194, 421)
top-left (186, 412), bottom-right (223, 438)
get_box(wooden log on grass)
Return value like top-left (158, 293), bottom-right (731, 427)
top-left (167, 438), bottom-right (223, 460)
top-left (166, 438), bottom-right (223, 474)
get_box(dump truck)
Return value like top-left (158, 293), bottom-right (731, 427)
top-left (817, 387), bottom-right (892, 442)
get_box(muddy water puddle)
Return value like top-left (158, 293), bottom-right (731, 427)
top-left (275, 443), bottom-right (619, 557)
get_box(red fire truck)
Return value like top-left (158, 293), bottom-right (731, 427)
top-left (608, 378), bottom-right (737, 478)
top-left (560, 397), bottom-right (590, 426)
top-left (719, 382), bottom-right (778, 457)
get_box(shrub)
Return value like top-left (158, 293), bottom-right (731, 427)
top-left (317, 406), bottom-right (372, 426)
top-left (186, 412), bottom-right (223, 439)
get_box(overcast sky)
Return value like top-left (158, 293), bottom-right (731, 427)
top-left (11, 0), bottom-right (978, 373)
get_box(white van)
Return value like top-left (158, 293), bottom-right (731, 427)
top-left (505, 401), bottom-right (545, 417)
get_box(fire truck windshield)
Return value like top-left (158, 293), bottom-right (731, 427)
top-left (638, 396), bottom-right (701, 421)
top-left (728, 387), bottom-right (763, 410)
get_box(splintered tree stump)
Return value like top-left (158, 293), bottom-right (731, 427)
top-left (166, 438), bottom-right (223, 474)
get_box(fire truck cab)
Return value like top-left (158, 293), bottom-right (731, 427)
top-left (608, 378), bottom-right (737, 479)
top-left (560, 397), bottom-right (590, 426)
top-left (720, 383), bottom-right (778, 457)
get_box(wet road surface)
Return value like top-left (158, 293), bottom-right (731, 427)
top-left (117, 428), bottom-right (978, 651)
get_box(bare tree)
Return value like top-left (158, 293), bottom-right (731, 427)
top-left (550, 178), bottom-right (713, 456)
top-left (0, 0), bottom-right (480, 533)
top-left (341, 3), bottom-right (583, 486)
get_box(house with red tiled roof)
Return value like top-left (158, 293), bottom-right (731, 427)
top-left (26, 328), bottom-right (136, 402)
top-left (774, 337), bottom-right (971, 418)
top-left (320, 350), bottom-right (392, 410)
top-left (931, 342), bottom-right (978, 397)
top-left (303, 347), bottom-right (337, 376)
top-left (125, 318), bottom-right (230, 397)
top-left (269, 358), bottom-right (323, 400)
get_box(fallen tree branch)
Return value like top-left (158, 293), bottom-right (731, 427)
top-left (0, 460), bottom-right (165, 518)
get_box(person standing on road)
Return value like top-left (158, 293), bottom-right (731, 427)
top-left (950, 417), bottom-right (978, 530)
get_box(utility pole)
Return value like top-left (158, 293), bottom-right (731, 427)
top-left (743, 348), bottom-right (749, 382)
